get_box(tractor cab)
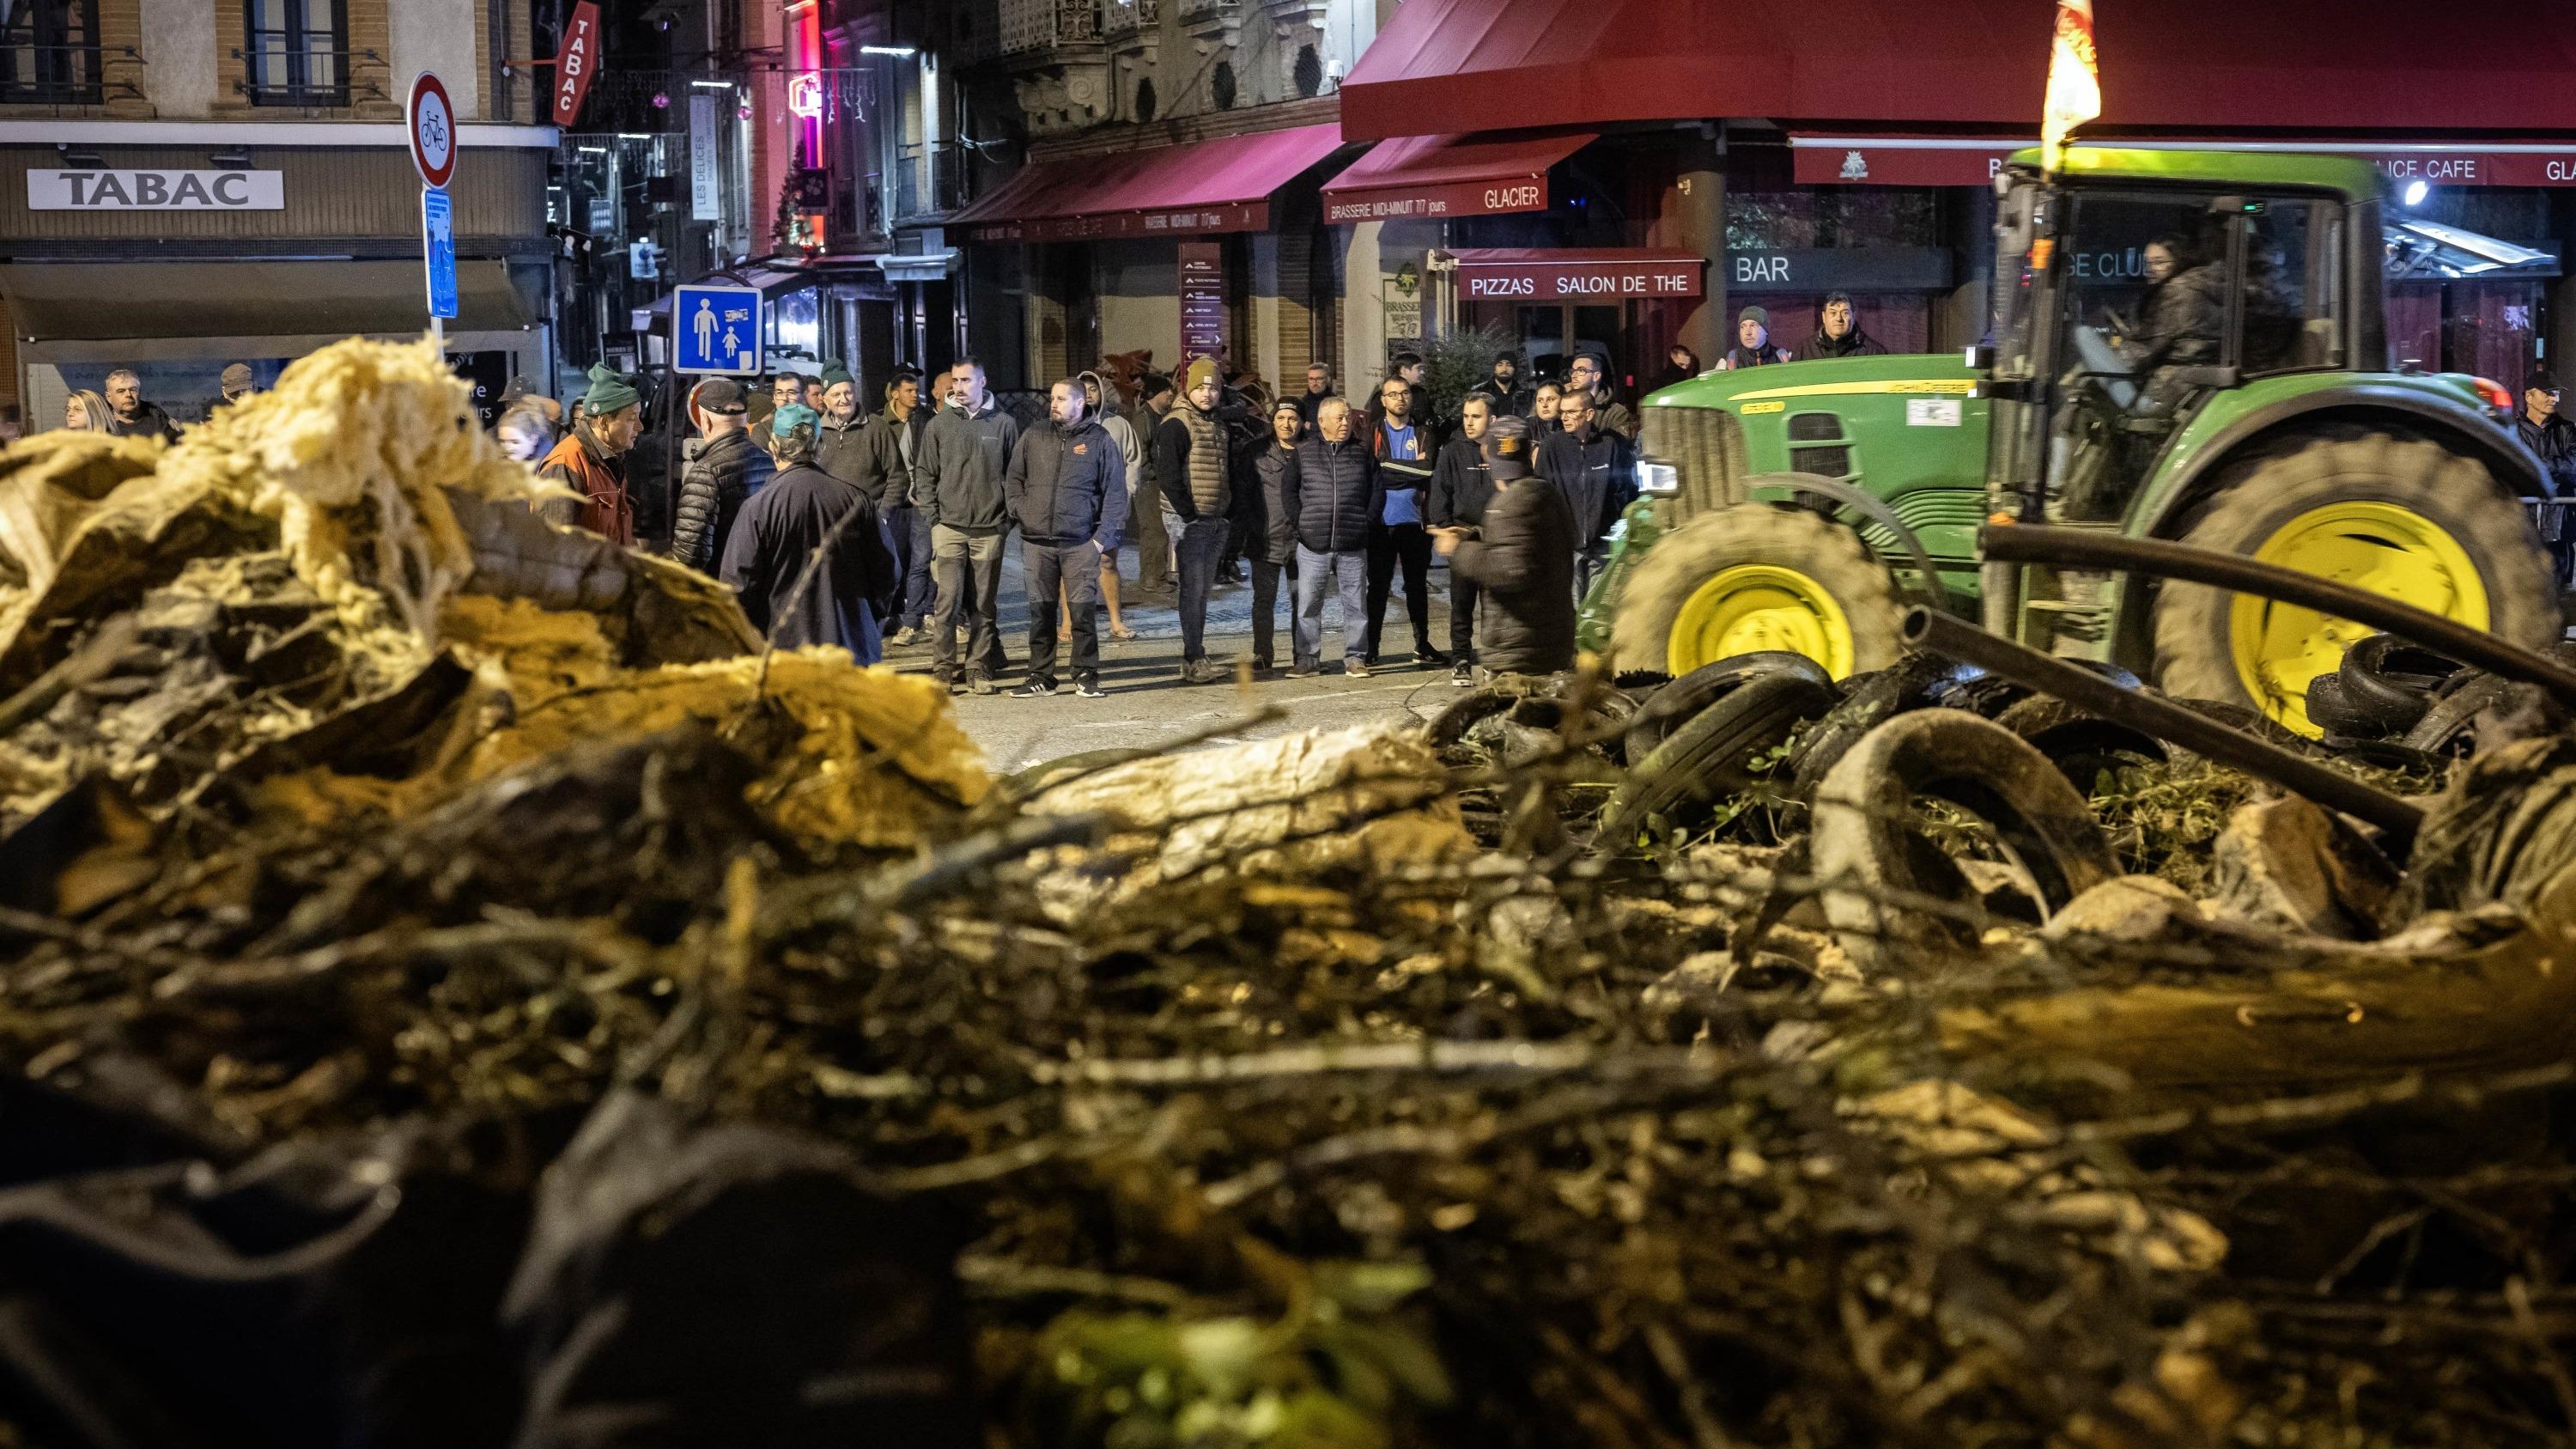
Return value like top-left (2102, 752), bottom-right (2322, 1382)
top-left (1984, 149), bottom-right (2376, 536)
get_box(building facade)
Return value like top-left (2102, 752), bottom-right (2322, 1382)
top-left (0, 0), bottom-right (556, 424)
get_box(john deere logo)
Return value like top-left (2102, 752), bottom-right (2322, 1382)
top-left (1839, 150), bottom-right (1870, 180)
top-left (1394, 262), bottom-right (1419, 297)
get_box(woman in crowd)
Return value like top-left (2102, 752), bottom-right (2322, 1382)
top-left (63, 389), bottom-right (111, 433)
top-left (1529, 381), bottom-right (1562, 435)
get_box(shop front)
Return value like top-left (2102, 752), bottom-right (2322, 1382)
top-left (950, 124), bottom-right (1348, 392)
top-left (1431, 247), bottom-right (1704, 391)
top-left (0, 125), bottom-right (556, 426)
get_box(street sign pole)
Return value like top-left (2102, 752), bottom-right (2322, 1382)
top-left (407, 71), bottom-right (459, 347)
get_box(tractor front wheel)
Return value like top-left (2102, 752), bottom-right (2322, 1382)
top-left (2150, 430), bottom-right (2556, 738)
top-left (1608, 504), bottom-right (1904, 681)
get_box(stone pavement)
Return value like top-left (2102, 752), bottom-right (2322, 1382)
top-left (882, 542), bottom-right (1467, 776)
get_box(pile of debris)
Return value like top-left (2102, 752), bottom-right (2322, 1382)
top-left (3, 340), bottom-right (2574, 1449)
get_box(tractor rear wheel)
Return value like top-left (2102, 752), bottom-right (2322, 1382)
top-left (1608, 504), bottom-right (1904, 681)
top-left (2151, 431), bottom-right (2556, 738)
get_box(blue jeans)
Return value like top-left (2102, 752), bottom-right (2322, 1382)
top-left (1293, 545), bottom-right (1368, 664)
top-left (889, 505), bottom-right (934, 629)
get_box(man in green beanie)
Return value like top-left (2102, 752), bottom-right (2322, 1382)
top-left (1718, 306), bottom-right (1792, 369)
top-left (536, 362), bottom-right (642, 545)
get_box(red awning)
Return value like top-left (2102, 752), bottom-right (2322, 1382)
top-left (1440, 248), bottom-right (1705, 302)
top-left (1321, 129), bottom-right (1595, 224)
top-left (1340, 0), bottom-right (2576, 143)
top-left (1793, 135), bottom-right (2576, 190)
top-left (953, 124), bottom-right (1346, 243)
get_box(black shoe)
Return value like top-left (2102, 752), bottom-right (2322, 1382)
top-left (1414, 646), bottom-right (1450, 667)
top-left (1011, 679), bottom-right (1057, 698)
top-left (1451, 660), bottom-right (1475, 686)
top-left (1074, 677), bottom-right (1107, 698)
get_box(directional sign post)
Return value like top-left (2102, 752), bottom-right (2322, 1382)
top-left (406, 71), bottom-right (459, 344)
top-left (671, 283), bottom-right (763, 375)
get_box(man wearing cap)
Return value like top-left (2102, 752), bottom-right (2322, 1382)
top-left (536, 362), bottom-right (643, 545)
top-left (1719, 307), bottom-right (1793, 369)
top-left (671, 377), bottom-right (773, 574)
top-left (720, 403), bottom-right (896, 660)
top-left (1564, 352), bottom-right (1637, 442)
top-left (814, 362), bottom-right (868, 484)
top-left (202, 362), bottom-right (257, 423)
top-left (1432, 415), bottom-right (1576, 678)
top-left (1153, 357), bottom-right (1235, 684)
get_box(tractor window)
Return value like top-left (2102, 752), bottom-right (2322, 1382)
top-left (2057, 190), bottom-right (2231, 407)
top-left (2240, 198), bottom-right (2342, 376)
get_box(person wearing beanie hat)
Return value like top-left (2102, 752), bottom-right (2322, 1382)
top-left (812, 362), bottom-right (869, 501)
top-left (1242, 394), bottom-right (1304, 674)
top-left (1153, 356), bottom-right (1236, 683)
top-left (1719, 305), bottom-right (1793, 369)
top-left (534, 361), bottom-right (643, 545)
top-left (720, 398), bottom-right (896, 660)
top-left (1432, 411), bottom-right (1576, 677)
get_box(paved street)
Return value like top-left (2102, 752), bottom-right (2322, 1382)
top-left (884, 544), bottom-right (1467, 776)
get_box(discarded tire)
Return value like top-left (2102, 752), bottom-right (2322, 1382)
top-left (1784, 653), bottom-right (1976, 801)
top-left (1809, 709), bottom-right (2118, 974)
top-left (2333, 634), bottom-right (2463, 736)
top-left (1595, 672), bottom-right (1840, 851)
top-left (1623, 651), bottom-right (1832, 761)
top-left (1991, 694), bottom-right (2168, 791)
top-left (2403, 671), bottom-right (2520, 758)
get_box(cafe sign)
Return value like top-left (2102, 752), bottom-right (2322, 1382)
top-left (30, 168), bottom-right (285, 210)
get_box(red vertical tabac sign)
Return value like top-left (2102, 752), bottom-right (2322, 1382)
top-left (551, 1), bottom-right (602, 128)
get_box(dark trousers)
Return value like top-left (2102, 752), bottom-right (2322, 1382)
top-left (929, 523), bottom-right (1005, 682)
top-left (1133, 490), bottom-right (1173, 595)
top-left (1024, 540), bottom-right (1102, 685)
top-left (893, 505), bottom-right (934, 628)
top-left (1175, 517), bottom-right (1230, 663)
top-left (1251, 557), bottom-right (1288, 668)
top-left (1449, 569), bottom-right (1480, 661)
top-left (1364, 522), bottom-right (1435, 661)
top-left (1574, 549), bottom-right (1606, 606)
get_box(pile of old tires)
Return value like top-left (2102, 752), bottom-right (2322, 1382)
top-left (2303, 633), bottom-right (2527, 762)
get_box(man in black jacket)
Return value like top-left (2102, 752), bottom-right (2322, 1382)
top-left (914, 360), bottom-right (1020, 692)
top-left (1537, 391), bottom-right (1633, 601)
top-left (719, 405), bottom-right (896, 660)
top-left (1245, 397), bottom-right (1303, 675)
top-left (843, 368), bottom-right (935, 643)
top-left (1468, 352), bottom-right (1532, 419)
top-left (1154, 358), bottom-right (1234, 684)
top-left (1427, 394), bottom-right (1498, 685)
top-left (671, 379), bottom-right (773, 574)
top-left (1807, 293), bottom-right (1889, 358)
top-left (2518, 369), bottom-right (2574, 497)
top-left (1365, 376), bottom-right (1445, 669)
top-left (1280, 398), bottom-right (1383, 677)
top-left (1006, 379), bottom-right (1128, 698)
top-left (101, 368), bottom-right (179, 442)
top-left (1434, 416), bottom-right (1576, 677)
top-left (1718, 307), bottom-right (1793, 370)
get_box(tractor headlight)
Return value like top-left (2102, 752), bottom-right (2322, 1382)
top-left (1637, 460), bottom-right (1680, 496)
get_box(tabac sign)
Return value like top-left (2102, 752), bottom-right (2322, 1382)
top-left (29, 169), bottom-right (285, 210)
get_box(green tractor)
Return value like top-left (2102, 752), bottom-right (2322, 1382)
top-left (1587, 147), bottom-right (2561, 737)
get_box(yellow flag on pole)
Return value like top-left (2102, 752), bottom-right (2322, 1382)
top-left (2041, 0), bottom-right (2099, 172)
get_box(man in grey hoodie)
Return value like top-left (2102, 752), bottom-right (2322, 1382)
top-left (912, 359), bottom-right (1020, 693)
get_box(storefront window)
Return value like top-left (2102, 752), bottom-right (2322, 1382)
top-left (771, 285), bottom-right (821, 362)
top-left (2385, 190), bottom-right (2551, 393)
top-left (1725, 189), bottom-right (1941, 251)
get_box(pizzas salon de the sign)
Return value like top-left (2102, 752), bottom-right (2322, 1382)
top-left (30, 168), bottom-right (284, 210)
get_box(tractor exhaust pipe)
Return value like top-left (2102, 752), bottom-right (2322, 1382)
top-left (1902, 606), bottom-right (2426, 842)
top-left (1978, 522), bottom-right (2576, 713)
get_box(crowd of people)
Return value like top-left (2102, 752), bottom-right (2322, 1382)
top-left (471, 339), bottom-right (1667, 697)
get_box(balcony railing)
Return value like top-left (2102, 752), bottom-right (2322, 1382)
top-left (1176, 0), bottom-right (1232, 23)
top-left (1101, 0), bottom-right (1158, 36)
top-left (890, 140), bottom-right (969, 224)
top-left (233, 46), bottom-right (390, 108)
top-left (998, 0), bottom-right (1100, 55)
top-left (0, 41), bottom-right (143, 107)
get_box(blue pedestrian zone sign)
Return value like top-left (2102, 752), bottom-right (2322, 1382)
top-left (421, 186), bottom-right (458, 320)
top-left (673, 283), bottom-right (762, 374)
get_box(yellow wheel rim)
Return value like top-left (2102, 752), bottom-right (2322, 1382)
top-left (2231, 501), bottom-right (2488, 738)
top-left (1668, 564), bottom-right (1856, 679)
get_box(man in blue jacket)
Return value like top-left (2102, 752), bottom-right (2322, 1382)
top-left (1005, 378), bottom-right (1128, 698)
